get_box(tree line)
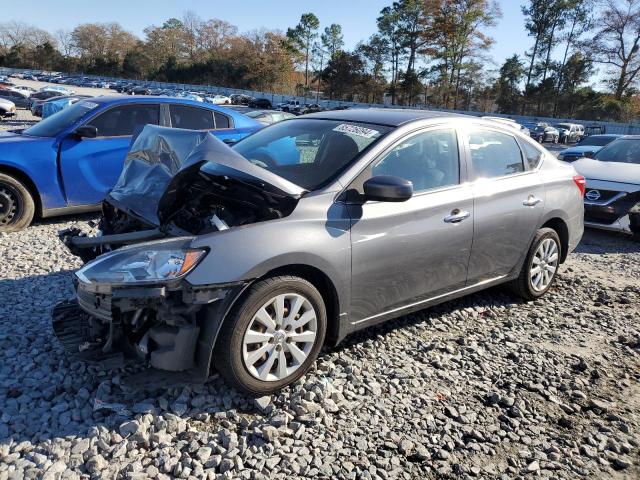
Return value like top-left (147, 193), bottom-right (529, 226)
top-left (1, 0), bottom-right (640, 122)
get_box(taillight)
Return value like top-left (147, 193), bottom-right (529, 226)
top-left (573, 175), bottom-right (586, 197)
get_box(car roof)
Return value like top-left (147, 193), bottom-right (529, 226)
top-left (85, 95), bottom-right (221, 110)
top-left (302, 108), bottom-right (470, 127)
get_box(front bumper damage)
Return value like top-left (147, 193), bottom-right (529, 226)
top-left (53, 278), bottom-right (246, 385)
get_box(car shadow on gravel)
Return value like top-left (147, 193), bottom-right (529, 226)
top-left (332, 285), bottom-right (523, 352)
top-left (576, 229), bottom-right (640, 255)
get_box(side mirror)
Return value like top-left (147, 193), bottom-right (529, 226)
top-left (584, 151), bottom-right (594, 159)
top-left (222, 138), bottom-right (238, 146)
top-left (73, 125), bottom-right (97, 139)
top-left (363, 175), bottom-right (413, 202)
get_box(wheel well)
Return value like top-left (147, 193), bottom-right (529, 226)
top-left (0, 165), bottom-right (42, 218)
top-left (542, 218), bottom-right (569, 263)
top-left (258, 265), bottom-right (341, 345)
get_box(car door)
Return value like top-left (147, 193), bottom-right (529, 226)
top-left (59, 103), bottom-right (160, 206)
top-left (464, 126), bottom-right (546, 284)
top-left (348, 127), bottom-right (474, 324)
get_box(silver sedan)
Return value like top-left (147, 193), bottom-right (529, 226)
top-left (56, 110), bottom-right (585, 395)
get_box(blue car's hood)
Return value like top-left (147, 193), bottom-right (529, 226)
top-left (0, 131), bottom-right (52, 146)
top-left (0, 130), bottom-right (24, 140)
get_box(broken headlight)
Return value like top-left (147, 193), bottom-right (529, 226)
top-left (75, 239), bottom-right (207, 285)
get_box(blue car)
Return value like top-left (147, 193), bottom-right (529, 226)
top-left (0, 96), bottom-right (261, 231)
top-left (557, 134), bottom-right (623, 162)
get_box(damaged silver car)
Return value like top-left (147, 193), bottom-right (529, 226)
top-left (54, 110), bottom-right (584, 395)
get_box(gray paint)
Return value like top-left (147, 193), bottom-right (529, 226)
top-left (184, 114), bottom-right (584, 341)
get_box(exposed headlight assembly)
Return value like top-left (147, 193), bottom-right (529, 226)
top-left (76, 239), bottom-right (207, 286)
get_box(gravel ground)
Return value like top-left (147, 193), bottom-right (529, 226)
top-left (1, 111), bottom-right (639, 480)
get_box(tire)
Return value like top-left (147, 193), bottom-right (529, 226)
top-left (0, 173), bottom-right (35, 232)
top-left (508, 228), bottom-right (562, 301)
top-left (214, 275), bottom-right (327, 395)
top-left (554, 135), bottom-right (559, 144)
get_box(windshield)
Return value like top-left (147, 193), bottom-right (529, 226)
top-left (554, 124), bottom-right (571, 130)
top-left (233, 119), bottom-right (391, 190)
top-left (593, 138), bottom-right (640, 164)
top-left (578, 136), bottom-right (616, 147)
top-left (23, 100), bottom-right (99, 137)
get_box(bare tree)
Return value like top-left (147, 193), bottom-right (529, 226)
top-left (55, 29), bottom-right (75, 57)
top-left (590, 0), bottom-right (640, 99)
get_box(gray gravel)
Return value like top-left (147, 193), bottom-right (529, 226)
top-left (1, 114), bottom-right (640, 479)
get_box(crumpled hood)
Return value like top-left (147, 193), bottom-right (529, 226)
top-left (573, 157), bottom-right (640, 185)
top-left (107, 124), bottom-right (305, 226)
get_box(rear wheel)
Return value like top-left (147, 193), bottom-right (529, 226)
top-left (508, 228), bottom-right (561, 300)
top-left (0, 173), bottom-right (35, 232)
top-left (214, 276), bottom-right (327, 395)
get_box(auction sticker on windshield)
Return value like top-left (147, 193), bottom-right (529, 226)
top-left (81, 101), bottom-right (100, 109)
top-left (333, 123), bottom-right (380, 138)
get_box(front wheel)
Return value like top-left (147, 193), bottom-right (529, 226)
top-left (0, 173), bottom-right (35, 232)
top-left (214, 276), bottom-right (327, 395)
top-left (508, 228), bottom-right (561, 301)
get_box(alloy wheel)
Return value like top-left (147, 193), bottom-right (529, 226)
top-left (530, 238), bottom-right (559, 292)
top-left (242, 293), bottom-right (318, 382)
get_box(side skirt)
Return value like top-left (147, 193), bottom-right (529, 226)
top-left (342, 275), bottom-right (510, 338)
top-left (41, 204), bottom-right (101, 219)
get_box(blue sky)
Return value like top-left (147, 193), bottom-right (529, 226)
top-left (4, 0), bottom-right (531, 73)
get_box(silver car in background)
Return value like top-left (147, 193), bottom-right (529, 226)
top-left (55, 110), bottom-right (585, 395)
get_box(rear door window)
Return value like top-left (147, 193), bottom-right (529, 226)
top-left (519, 139), bottom-right (544, 169)
top-left (169, 105), bottom-right (215, 130)
top-left (467, 129), bottom-right (525, 179)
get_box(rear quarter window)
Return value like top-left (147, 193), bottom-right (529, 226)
top-left (519, 139), bottom-right (544, 169)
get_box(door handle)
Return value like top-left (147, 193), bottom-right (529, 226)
top-left (523, 195), bottom-right (542, 207)
top-left (444, 209), bottom-right (470, 223)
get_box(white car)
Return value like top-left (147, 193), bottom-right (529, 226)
top-left (0, 98), bottom-right (17, 119)
top-left (41, 86), bottom-right (75, 96)
top-left (11, 85), bottom-right (36, 96)
top-left (208, 94), bottom-right (231, 105)
top-left (572, 136), bottom-right (640, 240)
